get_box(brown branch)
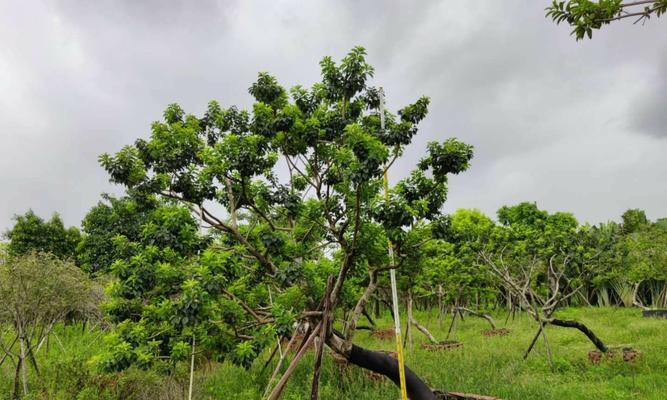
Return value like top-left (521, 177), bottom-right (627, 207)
top-left (344, 269), bottom-right (379, 340)
top-left (222, 289), bottom-right (265, 323)
top-left (329, 184), bottom-right (363, 307)
top-left (310, 276), bottom-right (333, 400)
top-left (455, 307), bottom-right (497, 330)
top-left (267, 321), bottom-right (322, 400)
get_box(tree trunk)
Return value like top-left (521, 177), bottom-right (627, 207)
top-left (310, 276), bottom-right (333, 400)
top-left (362, 308), bottom-right (376, 327)
top-left (410, 317), bottom-right (439, 345)
top-left (632, 281), bottom-right (650, 311)
top-left (327, 333), bottom-right (436, 400)
top-left (19, 337), bottom-right (28, 396)
top-left (13, 355), bottom-right (22, 400)
top-left (548, 319), bottom-right (608, 353)
top-left (437, 285), bottom-right (444, 328)
top-left (348, 344), bottom-right (436, 400)
top-left (344, 271), bottom-right (378, 341)
top-left (523, 323), bottom-right (544, 359)
top-left (455, 307), bottom-right (497, 330)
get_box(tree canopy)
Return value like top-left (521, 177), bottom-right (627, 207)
top-left (97, 46), bottom-right (473, 397)
top-left (4, 211), bottom-right (81, 260)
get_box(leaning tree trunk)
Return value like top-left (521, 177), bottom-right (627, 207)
top-left (348, 344), bottom-right (436, 400)
top-left (327, 332), bottom-right (436, 400)
top-left (548, 318), bottom-right (608, 353)
top-left (455, 307), bottom-right (497, 330)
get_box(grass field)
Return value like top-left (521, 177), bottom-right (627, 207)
top-left (2, 307), bottom-right (666, 399)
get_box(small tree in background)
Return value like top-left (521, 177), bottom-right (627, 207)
top-left (0, 252), bottom-right (93, 399)
top-left (478, 203), bottom-right (611, 364)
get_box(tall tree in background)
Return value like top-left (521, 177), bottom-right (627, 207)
top-left (547, 0), bottom-right (667, 39)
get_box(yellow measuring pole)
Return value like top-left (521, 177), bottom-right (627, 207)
top-left (380, 89), bottom-right (408, 400)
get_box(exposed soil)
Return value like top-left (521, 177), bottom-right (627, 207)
top-left (588, 348), bottom-right (641, 364)
top-left (434, 391), bottom-right (502, 400)
top-left (421, 340), bottom-right (464, 351)
top-left (370, 328), bottom-right (396, 340)
top-left (481, 328), bottom-right (511, 337)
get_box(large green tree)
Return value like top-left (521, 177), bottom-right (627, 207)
top-left (99, 47), bottom-right (473, 399)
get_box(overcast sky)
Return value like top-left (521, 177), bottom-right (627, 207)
top-left (1, 0), bottom-right (666, 233)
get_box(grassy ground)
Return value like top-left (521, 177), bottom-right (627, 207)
top-left (204, 307), bottom-right (667, 400)
top-left (2, 307), bottom-right (666, 399)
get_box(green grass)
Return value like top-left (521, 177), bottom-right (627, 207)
top-left (204, 307), bottom-right (667, 400)
top-left (2, 307), bottom-right (666, 399)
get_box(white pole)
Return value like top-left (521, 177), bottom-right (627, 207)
top-left (380, 88), bottom-right (408, 400)
top-left (188, 334), bottom-right (195, 400)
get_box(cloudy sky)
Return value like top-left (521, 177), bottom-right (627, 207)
top-left (1, 0), bottom-right (666, 233)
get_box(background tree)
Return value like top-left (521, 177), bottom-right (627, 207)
top-left (0, 252), bottom-right (93, 399)
top-left (621, 208), bottom-right (649, 234)
top-left (4, 211), bottom-right (81, 260)
top-left (77, 195), bottom-right (157, 274)
top-left (546, 0), bottom-right (667, 40)
top-left (622, 217), bottom-right (667, 308)
top-left (478, 203), bottom-right (611, 362)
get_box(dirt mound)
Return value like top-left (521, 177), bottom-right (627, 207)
top-left (434, 391), bottom-right (501, 399)
top-left (370, 328), bottom-right (395, 340)
top-left (588, 348), bottom-right (641, 364)
top-left (481, 328), bottom-right (511, 337)
top-left (421, 340), bottom-right (463, 351)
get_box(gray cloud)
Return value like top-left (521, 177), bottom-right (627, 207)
top-left (1, 0), bottom-right (666, 233)
top-left (632, 55), bottom-right (667, 138)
